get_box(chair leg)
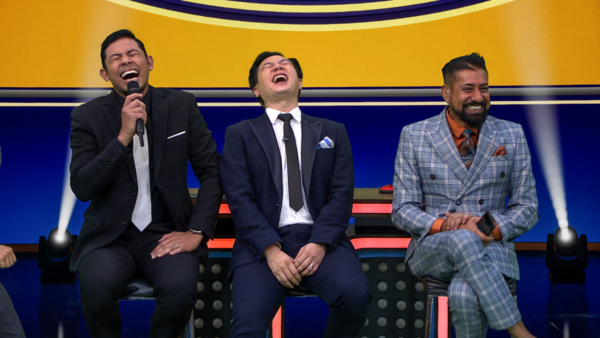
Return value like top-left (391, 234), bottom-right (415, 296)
top-left (270, 305), bottom-right (284, 338)
top-left (425, 295), bottom-right (451, 338)
top-left (181, 311), bottom-right (194, 338)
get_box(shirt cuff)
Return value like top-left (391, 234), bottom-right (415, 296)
top-left (493, 227), bottom-right (503, 241)
top-left (116, 138), bottom-right (132, 154)
top-left (429, 218), bottom-right (445, 235)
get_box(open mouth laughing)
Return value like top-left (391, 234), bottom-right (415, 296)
top-left (121, 69), bottom-right (139, 81)
top-left (464, 101), bottom-right (487, 114)
top-left (272, 74), bottom-right (288, 84)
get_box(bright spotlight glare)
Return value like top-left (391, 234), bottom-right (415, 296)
top-left (54, 232), bottom-right (65, 243)
top-left (558, 218), bottom-right (569, 229)
top-left (526, 106), bottom-right (569, 230)
top-left (559, 229), bottom-right (571, 242)
top-left (57, 147), bottom-right (76, 238)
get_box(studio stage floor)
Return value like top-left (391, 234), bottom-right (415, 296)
top-left (1, 251), bottom-right (598, 338)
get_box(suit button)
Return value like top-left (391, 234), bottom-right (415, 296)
top-left (501, 172), bottom-right (506, 178)
top-left (131, 191), bottom-right (137, 196)
top-left (430, 174), bottom-right (435, 180)
top-left (479, 199), bottom-right (484, 205)
top-left (456, 200), bottom-right (461, 206)
top-left (123, 221), bottom-right (128, 225)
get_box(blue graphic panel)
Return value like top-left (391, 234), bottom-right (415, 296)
top-left (0, 99), bottom-right (599, 244)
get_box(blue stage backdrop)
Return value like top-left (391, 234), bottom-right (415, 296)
top-left (0, 96), bottom-right (598, 244)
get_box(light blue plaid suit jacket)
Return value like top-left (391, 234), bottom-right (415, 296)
top-left (391, 109), bottom-right (538, 280)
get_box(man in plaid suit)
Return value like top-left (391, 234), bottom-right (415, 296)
top-left (391, 53), bottom-right (538, 338)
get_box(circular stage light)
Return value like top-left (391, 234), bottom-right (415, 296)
top-left (555, 226), bottom-right (578, 257)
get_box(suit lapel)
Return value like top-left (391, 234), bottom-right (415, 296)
top-left (301, 113), bottom-right (322, 200)
top-left (103, 91), bottom-right (137, 183)
top-left (150, 87), bottom-right (168, 179)
top-left (102, 91), bottom-right (121, 137)
top-left (249, 114), bottom-right (283, 200)
top-left (428, 110), bottom-right (468, 184)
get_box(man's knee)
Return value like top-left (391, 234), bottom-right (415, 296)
top-left (154, 275), bottom-right (197, 309)
top-left (449, 229), bottom-right (480, 246)
top-left (322, 269), bottom-right (371, 314)
top-left (447, 229), bottom-right (484, 258)
top-left (79, 269), bottom-right (125, 305)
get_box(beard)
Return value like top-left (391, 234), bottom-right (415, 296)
top-left (449, 100), bottom-right (489, 129)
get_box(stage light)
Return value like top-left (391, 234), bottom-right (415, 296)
top-left (38, 227), bottom-right (78, 284)
top-left (546, 226), bottom-right (588, 284)
top-left (527, 107), bottom-right (588, 283)
top-left (56, 147), bottom-right (77, 246)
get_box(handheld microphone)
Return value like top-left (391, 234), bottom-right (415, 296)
top-left (127, 81), bottom-right (145, 147)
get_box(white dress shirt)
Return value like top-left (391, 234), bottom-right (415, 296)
top-left (265, 107), bottom-right (314, 227)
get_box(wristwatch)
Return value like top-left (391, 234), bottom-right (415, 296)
top-left (188, 229), bottom-right (203, 235)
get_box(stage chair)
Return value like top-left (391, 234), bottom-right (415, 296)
top-left (269, 285), bottom-right (317, 338)
top-left (120, 277), bottom-right (194, 338)
top-left (422, 276), bottom-right (518, 338)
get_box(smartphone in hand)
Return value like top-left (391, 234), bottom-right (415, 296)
top-left (477, 211), bottom-right (497, 236)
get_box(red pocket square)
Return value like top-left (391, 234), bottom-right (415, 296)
top-left (493, 146), bottom-right (507, 156)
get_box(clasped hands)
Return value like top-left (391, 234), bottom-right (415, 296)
top-left (264, 243), bottom-right (326, 289)
top-left (441, 211), bottom-right (494, 246)
top-left (0, 245), bottom-right (17, 269)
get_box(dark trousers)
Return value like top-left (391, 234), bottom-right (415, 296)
top-left (230, 224), bottom-right (371, 338)
top-left (0, 282), bottom-right (25, 338)
top-left (78, 222), bottom-right (199, 338)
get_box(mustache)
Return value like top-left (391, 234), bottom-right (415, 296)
top-left (463, 100), bottom-right (487, 106)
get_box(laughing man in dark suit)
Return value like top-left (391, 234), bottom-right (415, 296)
top-left (220, 51), bottom-right (371, 338)
top-left (69, 29), bottom-right (222, 337)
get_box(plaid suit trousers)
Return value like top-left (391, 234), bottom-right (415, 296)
top-left (409, 230), bottom-right (521, 336)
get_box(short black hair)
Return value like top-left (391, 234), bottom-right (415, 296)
top-left (248, 51), bottom-right (303, 108)
top-left (101, 29), bottom-right (148, 70)
top-left (442, 53), bottom-right (487, 85)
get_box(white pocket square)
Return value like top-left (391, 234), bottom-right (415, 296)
top-left (317, 136), bottom-right (334, 149)
top-left (167, 131), bottom-right (186, 139)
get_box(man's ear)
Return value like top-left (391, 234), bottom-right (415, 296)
top-left (253, 86), bottom-right (260, 99)
top-left (147, 55), bottom-right (154, 71)
top-left (298, 78), bottom-right (303, 90)
top-left (441, 85), bottom-right (450, 102)
top-left (100, 68), bottom-right (109, 82)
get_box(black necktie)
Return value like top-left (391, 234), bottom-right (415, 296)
top-left (277, 114), bottom-right (303, 211)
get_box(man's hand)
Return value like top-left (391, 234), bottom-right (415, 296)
top-left (460, 217), bottom-right (494, 246)
top-left (442, 211), bottom-right (472, 231)
top-left (264, 244), bottom-right (302, 289)
top-left (151, 231), bottom-right (202, 259)
top-left (0, 245), bottom-right (17, 269)
top-left (294, 243), bottom-right (326, 277)
top-left (118, 93), bottom-right (146, 146)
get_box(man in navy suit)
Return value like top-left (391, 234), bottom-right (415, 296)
top-left (220, 51), bottom-right (370, 338)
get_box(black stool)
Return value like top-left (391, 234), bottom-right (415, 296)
top-left (422, 276), bottom-right (517, 338)
top-left (120, 278), bottom-right (194, 337)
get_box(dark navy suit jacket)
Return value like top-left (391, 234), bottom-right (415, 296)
top-left (220, 112), bottom-right (356, 273)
